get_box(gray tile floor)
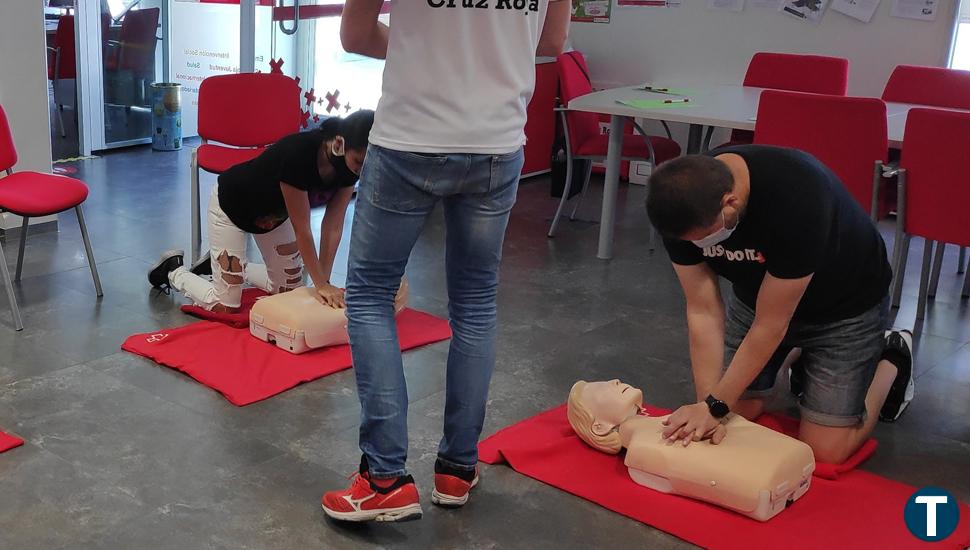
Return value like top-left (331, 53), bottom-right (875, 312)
top-left (0, 143), bottom-right (968, 549)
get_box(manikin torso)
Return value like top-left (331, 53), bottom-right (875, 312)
top-left (618, 413), bottom-right (815, 521)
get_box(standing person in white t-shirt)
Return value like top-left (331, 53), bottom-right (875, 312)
top-left (321, 0), bottom-right (571, 523)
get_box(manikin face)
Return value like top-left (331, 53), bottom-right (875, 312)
top-left (581, 379), bottom-right (644, 434)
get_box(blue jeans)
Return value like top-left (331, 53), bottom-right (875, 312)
top-left (346, 144), bottom-right (524, 478)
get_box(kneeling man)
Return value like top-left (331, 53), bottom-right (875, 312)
top-left (646, 145), bottom-right (914, 464)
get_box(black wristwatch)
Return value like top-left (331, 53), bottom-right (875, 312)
top-left (705, 394), bottom-right (730, 419)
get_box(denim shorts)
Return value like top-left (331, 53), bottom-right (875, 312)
top-left (725, 294), bottom-right (890, 427)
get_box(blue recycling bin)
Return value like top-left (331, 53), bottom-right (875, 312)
top-left (151, 83), bottom-right (182, 151)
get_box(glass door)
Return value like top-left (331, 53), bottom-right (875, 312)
top-left (101, 0), bottom-right (167, 146)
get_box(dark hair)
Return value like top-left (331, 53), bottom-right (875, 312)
top-left (645, 155), bottom-right (735, 239)
top-left (315, 109), bottom-right (375, 151)
top-left (340, 109), bottom-right (375, 151)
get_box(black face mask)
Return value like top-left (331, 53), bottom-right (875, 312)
top-left (330, 151), bottom-right (359, 186)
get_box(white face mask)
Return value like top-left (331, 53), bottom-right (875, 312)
top-left (691, 211), bottom-right (737, 249)
top-left (331, 137), bottom-right (345, 157)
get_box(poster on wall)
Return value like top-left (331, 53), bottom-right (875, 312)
top-left (618, 0), bottom-right (677, 6)
top-left (890, 0), bottom-right (938, 20)
top-left (780, 0), bottom-right (830, 23)
top-left (572, 0), bottom-right (612, 22)
top-left (831, 0), bottom-right (880, 21)
top-left (707, 0), bottom-right (745, 11)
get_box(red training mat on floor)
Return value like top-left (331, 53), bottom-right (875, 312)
top-left (122, 309), bottom-right (451, 406)
top-left (479, 405), bottom-right (970, 550)
top-left (180, 288), bottom-right (267, 328)
top-left (0, 431), bottom-right (24, 453)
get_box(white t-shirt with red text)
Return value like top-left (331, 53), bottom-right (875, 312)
top-left (369, 0), bottom-right (550, 154)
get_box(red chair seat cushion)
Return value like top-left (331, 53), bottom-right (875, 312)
top-left (0, 172), bottom-right (89, 216)
top-left (575, 134), bottom-right (682, 163)
top-left (197, 144), bottom-right (265, 174)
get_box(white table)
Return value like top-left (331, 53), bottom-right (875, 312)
top-left (568, 84), bottom-right (942, 260)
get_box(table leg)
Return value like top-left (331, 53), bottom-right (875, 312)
top-left (597, 115), bottom-right (625, 260)
top-left (686, 124), bottom-right (704, 155)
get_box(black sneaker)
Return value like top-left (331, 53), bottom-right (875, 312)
top-left (190, 252), bottom-right (213, 277)
top-left (148, 250), bottom-right (184, 290)
top-left (880, 330), bottom-right (915, 422)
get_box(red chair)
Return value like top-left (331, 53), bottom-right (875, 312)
top-left (47, 15), bottom-right (76, 138)
top-left (889, 108), bottom-right (970, 319)
top-left (190, 73), bottom-right (302, 261)
top-left (882, 65), bottom-right (970, 290)
top-left (0, 105), bottom-right (102, 331)
top-left (753, 90), bottom-right (888, 219)
top-left (709, 52), bottom-right (850, 149)
top-left (882, 65), bottom-right (970, 109)
top-left (105, 8), bottom-right (159, 74)
top-left (549, 51), bottom-right (681, 241)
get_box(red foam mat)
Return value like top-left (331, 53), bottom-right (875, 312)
top-left (122, 308), bottom-right (451, 406)
top-left (180, 287), bottom-right (267, 328)
top-left (0, 431), bottom-right (24, 453)
top-left (479, 405), bottom-right (970, 550)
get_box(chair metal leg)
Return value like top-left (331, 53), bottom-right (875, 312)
top-left (0, 238), bottom-right (24, 331)
top-left (569, 164), bottom-right (594, 221)
top-left (190, 150), bottom-right (202, 263)
top-left (928, 241), bottom-right (945, 299)
top-left (962, 262), bottom-right (970, 299)
top-left (891, 233), bottom-right (911, 309)
top-left (548, 158), bottom-right (575, 238)
top-left (76, 206), bottom-right (103, 297)
top-left (14, 216), bottom-right (28, 282)
top-left (916, 239), bottom-right (934, 321)
top-left (57, 105), bottom-right (66, 138)
top-left (959, 246), bottom-right (967, 275)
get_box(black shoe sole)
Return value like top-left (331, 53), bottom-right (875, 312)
top-left (879, 330), bottom-right (914, 422)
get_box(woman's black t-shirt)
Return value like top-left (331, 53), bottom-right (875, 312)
top-left (217, 121), bottom-right (356, 234)
top-left (662, 145), bottom-right (892, 323)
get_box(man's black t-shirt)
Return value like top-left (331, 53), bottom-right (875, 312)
top-left (217, 122), bottom-right (356, 234)
top-left (663, 145), bottom-right (892, 323)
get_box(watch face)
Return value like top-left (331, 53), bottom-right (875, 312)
top-left (707, 395), bottom-right (729, 418)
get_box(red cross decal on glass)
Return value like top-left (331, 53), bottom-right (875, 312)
top-left (325, 90), bottom-right (341, 113)
top-left (300, 110), bottom-right (311, 129)
top-left (304, 88), bottom-right (316, 107)
top-left (344, 102), bottom-right (352, 113)
top-left (313, 114), bottom-right (320, 123)
top-left (269, 58), bottom-right (284, 74)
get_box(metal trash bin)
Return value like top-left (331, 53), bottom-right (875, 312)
top-left (151, 82), bottom-right (182, 151)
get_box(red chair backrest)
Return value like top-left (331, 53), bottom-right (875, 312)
top-left (197, 73), bottom-right (302, 147)
top-left (881, 65), bottom-right (970, 110)
top-left (117, 7), bottom-right (159, 72)
top-left (899, 108), bottom-right (970, 246)
top-left (743, 52), bottom-right (849, 95)
top-left (51, 15), bottom-right (77, 79)
top-left (754, 90), bottom-right (887, 212)
top-left (0, 105), bottom-right (18, 172)
top-left (556, 51), bottom-right (601, 153)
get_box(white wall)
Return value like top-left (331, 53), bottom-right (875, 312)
top-left (571, 0), bottom-right (957, 97)
top-left (0, 0), bottom-right (55, 230)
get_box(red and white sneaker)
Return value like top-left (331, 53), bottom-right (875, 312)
top-left (431, 460), bottom-right (480, 508)
top-left (321, 460), bottom-right (422, 522)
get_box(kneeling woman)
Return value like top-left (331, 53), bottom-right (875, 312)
top-left (149, 110), bottom-right (375, 312)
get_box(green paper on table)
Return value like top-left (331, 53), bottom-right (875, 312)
top-left (617, 99), bottom-right (695, 109)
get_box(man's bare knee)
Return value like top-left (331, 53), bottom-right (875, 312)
top-left (217, 250), bottom-right (243, 272)
top-left (285, 276), bottom-right (302, 285)
top-left (276, 241), bottom-right (299, 256)
top-left (211, 303), bottom-right (241, 314)
top-left (284, 267), bottom-right (302, 276)
top-left (799, 421), bottom-right (858, 465)
top-left (734, 398), bottom-right (766, 421)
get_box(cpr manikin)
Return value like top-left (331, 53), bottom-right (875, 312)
top-left (250, 281), bottom-right (408, 354)
top-left (567, 380), bottom-right (815, 521)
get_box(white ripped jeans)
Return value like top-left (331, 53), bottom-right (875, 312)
top-left (169, 184), bottom-right (304, 310)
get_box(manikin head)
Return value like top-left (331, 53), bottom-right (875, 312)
top-left (566, 380), bottom-right (644, 455)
